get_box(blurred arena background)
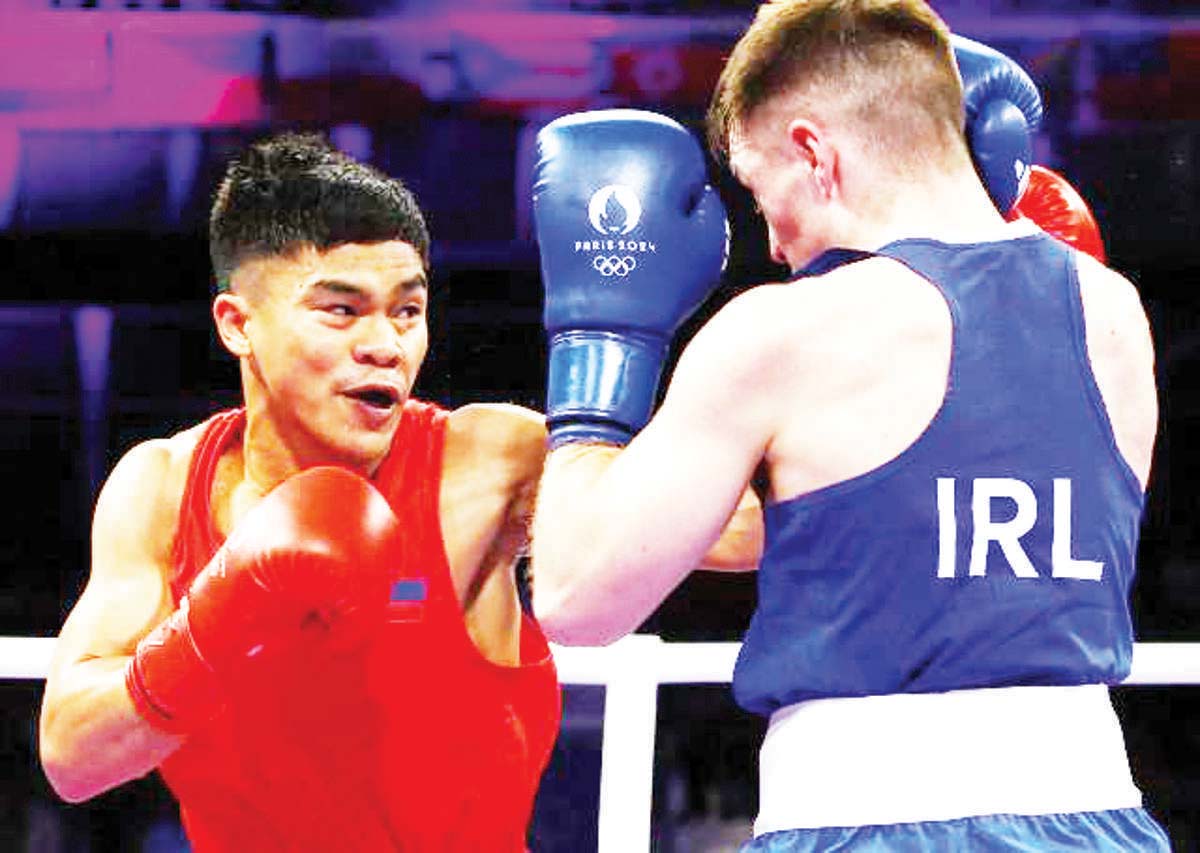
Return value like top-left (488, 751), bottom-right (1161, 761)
top-left (0, 0), bottom-right (1198, 850)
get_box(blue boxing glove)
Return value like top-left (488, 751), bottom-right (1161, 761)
top-left (532, 109), bottom-right (728, 448)
top-left (953, 34), bottom-right (1043, 215)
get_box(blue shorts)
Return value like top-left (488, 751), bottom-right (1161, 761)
top-left (739, 808), bottom-right (1170, 852)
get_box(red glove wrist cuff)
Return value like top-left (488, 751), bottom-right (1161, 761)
top-left (125, 601), bottom-right (226, 736)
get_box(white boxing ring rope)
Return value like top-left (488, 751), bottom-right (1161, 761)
top-left (6, 636), bottom-right (1200, 852)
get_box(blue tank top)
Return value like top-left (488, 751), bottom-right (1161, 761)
top-left (732, 234), bottom-right (1145, 717)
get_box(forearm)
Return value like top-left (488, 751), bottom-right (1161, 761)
top-left (40, 656), bottom-right (183, 803)
top-left (532, 442), bottom-right (720, 645)
top-left (531, 444), bottom-right (665, 644)
top-left (532, 445), bottom-right (617, 641)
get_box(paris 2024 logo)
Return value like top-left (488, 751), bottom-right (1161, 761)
top-left (574, 184), bottom-right (656, 279)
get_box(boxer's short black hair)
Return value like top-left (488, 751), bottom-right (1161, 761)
top-left (209, 132), bottom-right (430, 292)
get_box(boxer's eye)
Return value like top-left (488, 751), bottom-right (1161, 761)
top-left (391, 304), bottom-right (423, 320)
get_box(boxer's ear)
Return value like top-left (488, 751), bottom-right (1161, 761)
top-left (213, 292), bottom-right (252, 358)
top-left (786, 118), bottom-right (837, 200)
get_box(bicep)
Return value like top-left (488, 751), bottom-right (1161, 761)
top-left (46, 445), bottom-right (175, 691)
top-left (697, 487), bottom-right (764, 573)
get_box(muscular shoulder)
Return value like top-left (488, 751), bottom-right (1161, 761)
top-left (444, 403), bottom-right (547, 490)
top-left (1074, 253), bottom-right (1157, 486)
top-left (132, 423), bottom-right (204, 506)
top-left (1075, 253), bottom-right (1153, 344)
top-left (49, 421), bottom-right (208, 675)
top-left (695, 259), bottom-right (941, 372)
top-left (668, 260), bottom-right (950, 466)
top-left (1074, 253), bottom-right (1155, 384)
top-left (93, 424), bottom-right (203, 577)
top-left (801, 257), bottom-right (946, 333)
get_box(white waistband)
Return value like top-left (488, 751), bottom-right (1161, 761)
top-left (755, 684), bottom-right (1143, 836)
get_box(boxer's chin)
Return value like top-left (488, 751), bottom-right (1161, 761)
top-left (320, 398), bottom-right (403, 472)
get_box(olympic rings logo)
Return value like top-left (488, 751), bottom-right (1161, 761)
top-left (593, 255), bottom-right (637, 277)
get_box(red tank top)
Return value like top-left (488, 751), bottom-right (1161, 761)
top-left (159, 402), bottom-right (561, 852)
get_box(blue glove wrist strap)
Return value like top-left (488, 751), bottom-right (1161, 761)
top-left (545, 330), bottom-right (669, 449)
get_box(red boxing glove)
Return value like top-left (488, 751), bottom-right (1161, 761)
top-left (1008, 164), bottom-right (1107, 263)
top-left (126, 466), bottom-right (399, 734)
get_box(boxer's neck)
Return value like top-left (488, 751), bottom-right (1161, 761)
top-left (849, 165), bottom-right (1010, 254)
top-left (238, 401), bottom-right (386, 499)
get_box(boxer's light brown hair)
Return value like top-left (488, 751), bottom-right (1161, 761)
top-left (708, 0), bottom-right (963, 168)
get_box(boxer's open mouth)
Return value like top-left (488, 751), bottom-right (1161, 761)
top-left (344, 386), bottom-right (400, 409)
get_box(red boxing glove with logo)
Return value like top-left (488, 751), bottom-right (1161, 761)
top-left (125, 466), bottom-right (399, 735)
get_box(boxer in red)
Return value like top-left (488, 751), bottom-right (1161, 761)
top-left (36, 132), bottom-right (761, 851)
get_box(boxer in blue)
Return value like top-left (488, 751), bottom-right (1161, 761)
top-left (528, 1), bottom-right (1169, 849)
